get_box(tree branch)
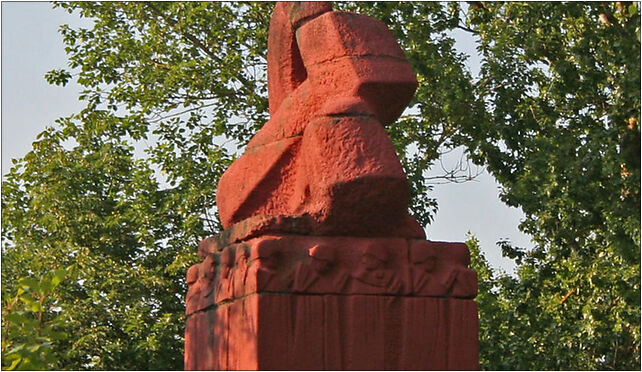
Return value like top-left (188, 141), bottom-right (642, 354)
top-left (559, 288), bottom-right (575, 304)
top-left (456, 24), bottom-right (480, 35)
top-left (145, 102), bottom-right (220, 124)
top-left (143, 3), bottom-right (254, 93)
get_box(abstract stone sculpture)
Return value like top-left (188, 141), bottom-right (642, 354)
top-left (185, 2), bottom-right (479, 370)
top-left (216, 1), bottom-right (423, 238)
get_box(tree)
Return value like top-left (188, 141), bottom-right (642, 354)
top-left (2, 267), bottom-right (73, 370)
top-left (462, 2), bottom-right (640, 369)
top-left (2, 2), bottom-right (639, 370)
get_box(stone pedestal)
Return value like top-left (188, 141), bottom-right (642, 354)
top-left (184, 231), bottom-right (479, 370)
top-left (185, 2), bottom-right (479, 368)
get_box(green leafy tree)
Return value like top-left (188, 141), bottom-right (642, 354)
top-left (462, 2), bottom-right (640, 369)
top-left (2, 267), bottom-right (72, 370)
top-left (2, 2), bottom-right (639, 370)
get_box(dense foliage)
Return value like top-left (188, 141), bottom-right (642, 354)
top-left (464, 3), bottom-right (640, 369)
top-left (2, 2), bottom-right (639, 370)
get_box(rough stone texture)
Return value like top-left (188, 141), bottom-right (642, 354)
top-left (187, 236), bottom-right (477, 312)
top-left (216, 0), bottom-right (421, 237)
top-left (186, 1), bottom-right (479, 370)
top-left (185, 235), bottom-right (479, 370)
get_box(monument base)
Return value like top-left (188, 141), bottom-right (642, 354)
top-left (185, 294), bottom-right (478, 370)
top-left (184, 231), bottom-right (479, 370)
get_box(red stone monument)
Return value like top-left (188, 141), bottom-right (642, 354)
top-left (185, 2), bottom-right (479, 369)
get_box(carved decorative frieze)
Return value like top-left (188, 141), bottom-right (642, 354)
top-left (186, 235), bottom-right (477, 315)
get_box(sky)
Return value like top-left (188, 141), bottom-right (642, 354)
top-left (1, 2), bottom-right (533, 273)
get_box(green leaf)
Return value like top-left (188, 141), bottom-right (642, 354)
top-left (6, 357), bottom-right (22, 371)
top-left (17, 278), bottom-right (39, 292)
top-left (50, 269), bottom-right (67, 288)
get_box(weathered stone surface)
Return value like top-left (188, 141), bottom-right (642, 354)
top-left (187, 235), bottom-right (477, 315)
top-left (186, 1), bottom-right (479, 370)
top-left (186, 235), bottom-right (477, 315)
top-left (216, 0), bottom-right (420, 236)
top-left (186, 234), bottom-right (479, 370)
top-left (185, 294), bottom-right (478, 370)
